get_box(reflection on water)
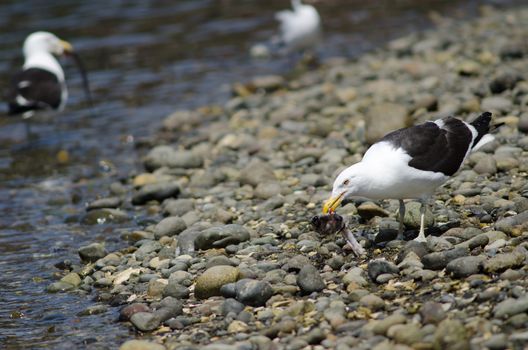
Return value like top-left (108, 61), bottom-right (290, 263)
top-left (0, 0), bottom-right (524, 348)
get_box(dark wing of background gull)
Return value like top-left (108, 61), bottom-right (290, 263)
top-left (381, 117), bottom-right (473, 176)
top-left (7, 68), bottom-right (62, 115)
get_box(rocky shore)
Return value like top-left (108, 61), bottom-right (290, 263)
top-left (50, 5), bottom-right (528, 350)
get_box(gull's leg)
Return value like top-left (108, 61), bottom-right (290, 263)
top-left (415, 199), bottom-right (428, 242)
top-left (342, 228), bottom-right (366, 257)
top-left (398, 199), bottom-right (405, 236)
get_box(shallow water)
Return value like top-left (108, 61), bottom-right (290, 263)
top-left (0, 0), bottom-right (523, 349)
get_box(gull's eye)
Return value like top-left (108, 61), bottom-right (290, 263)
top-left (342, 179), bottom-right (350, 186)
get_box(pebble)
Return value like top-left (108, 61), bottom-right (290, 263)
top-left (120, 303), bottom-right (151, 321)
top-left (119, 340), bottom-right (166, 350)
top-left (130, 312), bottom-right (161, 332)
top-left (446, 255), bottom-right (486, 278)
top-left (78, 243), bottom-right (107, 262)
top-left (482, 251), bottom-right (525, 273)
top-left (359, 294), bottom-right (385, 311)
top-left (493, 296), bottom-right (528, 318)
top-left (234, 279), bottom-right (274, 306)
top-left (131, 182), bottom-right (180, 205)
top-left (154, 216), bottom-right (187, 238)
top-left (421, 247), bottom-right (469, 270)
top-left (194, 265), bottom-right (240, 299)
top-left (194, 224), bottom-right (250, 250)
top-left (419, 302), bottom-right (446, 324)
top-left (297, 264), bottom-right (326, 294)
top-left (433, 319), bottom-right (469, 350)
top-left (367, 259), bottom-right (399, 282)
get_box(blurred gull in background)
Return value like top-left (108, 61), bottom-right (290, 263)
top-left (275, 0), bottom-right (322, 53)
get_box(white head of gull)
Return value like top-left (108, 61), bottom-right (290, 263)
top-left (275, 0), bottom-right (321, 52)
top-left (323, 112), bottom-right (495, 243)
top-left (8, 31), bottom-right (74, 117)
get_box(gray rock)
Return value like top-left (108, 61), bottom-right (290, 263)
top-left (483, 251), bottom-right (525, 273)
top-left (78, 243), bottom-right (107, 262)
top-left (239, 159), bottom-right (276, 187)
top-left (135, 241), bottom-right (162, 260)
top-left (297, 264), bottom-right (326, 294)
top-left (195, 224), bottom-right (250, 250)
top-left (359, 294), bottom-right (385, 311)
top-left (403, 202), bottom-right (434, 229)
top-left (455, 234), bottom-right (489, 250)
top-left (154, 217), bottom-right (187, 238)
top-left (481, 334), bottom-right (508, 350)
top-left (372, 313), bottom-right (407, 335)
top-left (130, 312), bottom-right (161, 332)
top-left (388, 323), bottom-right (423, 345)
top-left (254, 182), bottom-right (282, 199)
top-left (194, 265), bottom-right (240, 299)
top-left (446, 255), bottom-right (486, 278)
top-left (495, 211), bottom-right (528, 234)
top-left (46, 281), bottom-right (76, 293)
top-left (144, 146), bottom-right (203, 171)
top-left (367, 259), bottom-right (399, 282)
top-left (366, 103), bottom-right (410, 144)
top-left (357, 202), bottom-right (389, 220)
top-left (221, 298), bottom-right (245, 316)
top-left (154, 297), bottom-right (183, 322)
top-left (396, 241), bottom-right (429, 264)
top-left (342, 267), bottom-right (369, 287)
top-left (162, 198), bottom-right (194, 217)
top-left (493, 296), bottom-right (528, 318)
top-left (422, 247), bottom-right (469, 270)
top-left (235, 279), bottom-right (274, 306)
top-left (120, 303), bottom-right (151, 321)
top-left (420, 301), bottom-right (446, 324)
top-left (81, 208), bottom-right (129, 225)
top-left (132, 182), bottom-right (180, 205)
top-left (473, 154), bottom-right (497, 175)
top-left (162, 282), bottom-right (189, 299)
top-left (489, 69), bottom-right (522, 93)
top-left (518, 113), bottom-right (528, 133)
top-left (119, 340), bottom-right (166, 350)
top-left (86, 197), bottom-right (122, 211)
top-left (481, 96), bottom-right (512, 112)
top-left (433, 319), bottom-right (469, 350)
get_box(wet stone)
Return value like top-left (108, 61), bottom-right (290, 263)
top-left (81, 208), bottom-right (129, 225)
top-left (119, 303), bottom-right (151, 321)
top-left (86, 196), bottom-right (122, 211)
top-left (221, 298), bottom-right (245, 316)
top-left (493, 296), bottom-right (528, 318)
top-left (433, 319), bottom-right (469, 350)
top-left (130, 312), bottom-right (161, 332)
top-left (78, 243), bottom-right (107, 263)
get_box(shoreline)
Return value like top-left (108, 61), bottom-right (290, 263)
top-left (54, 5), bottom-right (528, 350)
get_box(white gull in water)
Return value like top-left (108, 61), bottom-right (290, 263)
top-left (7, 31), bottom-right (73, 118)
top-left (323, 112), bottom-right (494, 243)
top-left (275, 0), bottom-right (321, 53)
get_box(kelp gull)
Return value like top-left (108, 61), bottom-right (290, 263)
top-left (323, 112), bottom-right (494, 242)
top-left (7, 31), bottom-right (74, 118)
top-left (275, 0), bottom-right (321, 53)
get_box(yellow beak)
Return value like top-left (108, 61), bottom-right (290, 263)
top-left (60, 40), bottom-right (74, 54)
top-left (322, 192), bottom-right (345, 214)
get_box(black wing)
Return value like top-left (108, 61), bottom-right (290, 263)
top-left (381, 117), bottom-right (473, 176)
top-left (7, 68), bottom-right (62, 115)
